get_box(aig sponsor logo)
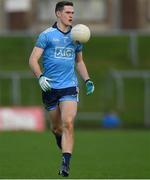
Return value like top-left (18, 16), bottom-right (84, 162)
top-left (55, 47), bottom-right (74, 59)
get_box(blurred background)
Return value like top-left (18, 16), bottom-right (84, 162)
top-left (0, 0), bottom-right (150, 178)
top-left (0, 0), bottom-right (150, 129)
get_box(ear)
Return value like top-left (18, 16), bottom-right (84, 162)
top-left (56, 11), bottom-right (61, 18)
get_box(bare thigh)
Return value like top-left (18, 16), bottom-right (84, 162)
top-left (48, 105), bottom-right (62, 134)
top-left (59, 101), bottom-right (77, 123)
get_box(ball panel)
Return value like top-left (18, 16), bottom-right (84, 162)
top-left (71, 24), bottom-right (91, 43)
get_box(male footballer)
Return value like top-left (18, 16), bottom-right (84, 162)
top-left (29, 1), bottom-right (94, 177)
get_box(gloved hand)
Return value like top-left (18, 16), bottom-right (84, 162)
top-left (38, 74), bottom-right (51, 92)
top-left (85, 79), bottom-right (95, 95)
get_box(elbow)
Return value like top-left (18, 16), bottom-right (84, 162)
top-left (29, 56), bottom-right (36, 71)
top-left (29, 57), bottom-right (33, 68)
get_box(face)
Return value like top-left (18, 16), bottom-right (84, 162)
top-left (57, 5), bottom-right (74, 26)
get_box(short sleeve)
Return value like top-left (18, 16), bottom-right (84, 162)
top-left (76, 42), bottom-right (83, 53)
top-left (35, 33), bottom-right (48, 49)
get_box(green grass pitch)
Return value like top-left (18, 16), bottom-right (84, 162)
top-left (0, 129), bottom-right (150, 179)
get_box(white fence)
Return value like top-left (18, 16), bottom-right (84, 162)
top-left (0, 71), bottom-right (34, 105)
top-left (0, 71), bottom-right (102, 121)
top-left (0, 70), bottom-right (150, 126)
top-left (109, 69), bottom-right (150, 127)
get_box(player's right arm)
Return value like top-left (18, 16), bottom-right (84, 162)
top-left (29, 47), bottom-right (51, 92)
top-left (29, 46), bottom-right (43, 78)
top-left (29, 31), bottom-right (48, 78)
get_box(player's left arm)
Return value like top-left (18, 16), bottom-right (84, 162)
top-left (76, 51), bottom-right (89, 81)
top-left (76, 51), bottom-right (95, 95)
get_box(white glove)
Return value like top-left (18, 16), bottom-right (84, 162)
top-left (38, 75), bottom-right (51, 92)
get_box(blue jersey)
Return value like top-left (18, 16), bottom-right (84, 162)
top-left (35, 23), bottom-right (83, 89)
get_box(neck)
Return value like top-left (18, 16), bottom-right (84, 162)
top-left (57, 21), bottom-right (69, 32)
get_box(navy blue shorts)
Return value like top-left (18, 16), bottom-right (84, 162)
top-left (42, 87), bottom-right (79, 111)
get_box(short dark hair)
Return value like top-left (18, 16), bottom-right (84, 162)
top-left (55, 1), bottom-right (73, 13)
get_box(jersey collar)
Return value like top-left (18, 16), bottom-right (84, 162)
top-left (52, 22), bottom-right (72, 35)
